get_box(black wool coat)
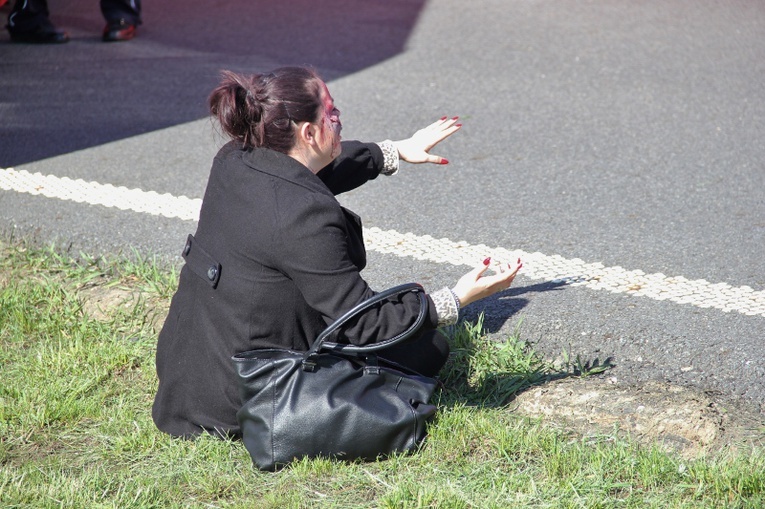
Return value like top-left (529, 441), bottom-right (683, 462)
top-left (152, 141), bottom-right (439, 438)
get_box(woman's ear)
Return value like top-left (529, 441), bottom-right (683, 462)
top-left (297, 121), bottom-right (318, 147)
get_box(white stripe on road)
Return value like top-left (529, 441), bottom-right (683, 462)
top-left (2, 167), bottom-right (764, 317)
top-left (0, 168), bottom-right (202, 221)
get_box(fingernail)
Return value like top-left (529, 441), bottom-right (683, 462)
top-left (452, 116), bottom-right (459, 120)
top-left (483, 257), bottom-right (491, 265)
top-left (455, 124), bottom-right (462, 128)
top-left (440, 159), bottom-right (449, 165)
top-left (440, 116), bottom-right (448, 120)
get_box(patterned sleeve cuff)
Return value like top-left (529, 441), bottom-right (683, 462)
top-left (377, 139), bottom-right (400, 176)
top-left (430, 287), bottom-right (460, 327)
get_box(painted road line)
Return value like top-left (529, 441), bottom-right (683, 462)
top-left (2, 167), bottom-right (764, 317)
top-left (363, 228), bottom-right (765, 316)
top-left (0, 168), bottom-right (202, 222)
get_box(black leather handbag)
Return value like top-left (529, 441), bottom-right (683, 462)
top-left (232, 283), bottom-right (439, 471)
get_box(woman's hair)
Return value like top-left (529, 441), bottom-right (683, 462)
top-left (208, 67), bottom-right (323, 153)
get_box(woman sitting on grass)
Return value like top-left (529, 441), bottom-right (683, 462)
top-left (152, 66), bottom-right (522, 438)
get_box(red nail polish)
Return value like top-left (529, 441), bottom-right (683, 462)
top-left (452, 116), bottom-right (459, 120)
top-left (440, 116), bottom-right (448, 120)
top-left (455, 124), bottom-right (462, 128)
top-left (483, 257), bottom-right (491, 265)
top-left (440, 159), bottom-right (449, 165)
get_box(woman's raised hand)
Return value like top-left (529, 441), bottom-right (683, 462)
top-left (393, 116), bottom-right (462, 165)
top-left (452, 257), bottom-right (523, 308)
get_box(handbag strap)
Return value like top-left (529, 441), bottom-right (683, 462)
top-left (304, 283), bottom-right (428, 361)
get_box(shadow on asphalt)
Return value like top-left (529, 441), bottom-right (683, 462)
top-left (462, 280), bottom-right (569, 335)
top-left (0, 0), bottom-right (425, 166)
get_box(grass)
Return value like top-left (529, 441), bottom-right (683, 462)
top-left (1, 241), bottom-right (763, 508)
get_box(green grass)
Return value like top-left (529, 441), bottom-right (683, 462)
top-left (1, 242), bottom-right (763, 508)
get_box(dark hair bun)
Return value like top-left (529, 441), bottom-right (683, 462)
top-left (208, 67), bottom-right (323, 153)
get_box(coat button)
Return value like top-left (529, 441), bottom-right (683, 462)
top-left (207, 266), bottom-right (218, 281)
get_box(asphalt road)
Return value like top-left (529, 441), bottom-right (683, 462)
top-left (2, 1), bottom-right (764, 416)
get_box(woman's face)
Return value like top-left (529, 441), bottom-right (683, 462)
top-left (317, 82), bottom-right (342, 164)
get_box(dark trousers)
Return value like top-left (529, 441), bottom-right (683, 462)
top-left (8, 0), bottom-right (142, 33)
top-left (379, 329), bottom-right (451, 378)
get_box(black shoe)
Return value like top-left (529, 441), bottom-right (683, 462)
top-left (9, 26), bottom-right (69, 44)
top-left (102, 19), bottom-right (136, 42)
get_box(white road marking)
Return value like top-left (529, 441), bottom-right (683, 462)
top-left (2, 167), bottom-right (764, 317)
top-left (0, 168), bottom-right (202, 222)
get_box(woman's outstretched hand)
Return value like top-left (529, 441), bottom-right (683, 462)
top-left (452, 257), bottom-right (523, 308)
top-left (393, 116), bottom-right (462, 165)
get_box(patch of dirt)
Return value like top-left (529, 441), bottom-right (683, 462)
top-left (512, 376), bottom-right (765, 459)
top-left (79, 283), bottom-right (169, 333)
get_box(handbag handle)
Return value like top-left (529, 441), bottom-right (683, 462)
top-left (304, 283), bottom-right (428, 360)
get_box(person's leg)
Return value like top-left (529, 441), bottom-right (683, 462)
top-left (100, 0), bottom-right (141, 42)
top-left (7, 0), bottom-right (69, 43)
top-left (8, 0), bottom-right (49, 32)
top-left (378, 329), bottom-right (451, 378)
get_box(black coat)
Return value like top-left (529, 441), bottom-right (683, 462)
top-left (152, 141), bottom-right (439, 437)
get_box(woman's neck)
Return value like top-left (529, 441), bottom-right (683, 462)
top-left (286, 149), bottom-right (319, 174)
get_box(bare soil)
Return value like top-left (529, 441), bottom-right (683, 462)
top-left (79, 279), bottom-right (169, 332)
top-left (512, 377), bottom-right (765, 459)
